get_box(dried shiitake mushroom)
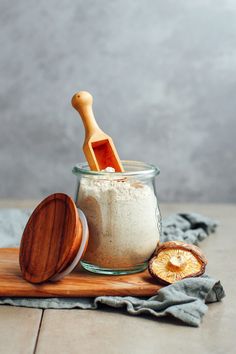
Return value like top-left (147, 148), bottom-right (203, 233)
top-left (148, 241), bottom-right (207, 285)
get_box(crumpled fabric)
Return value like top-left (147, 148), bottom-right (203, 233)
top-left (162, 212), bottom-right (218, 244)
top-left (0, 209), bottom-right (225, 327)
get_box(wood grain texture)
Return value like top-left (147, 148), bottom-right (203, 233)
top-left (19, 193), bottom-right (82, 283)
top-left (0, 248), bottom-right (163, 297)
top-left (71, 91), bottom-right (124, 172)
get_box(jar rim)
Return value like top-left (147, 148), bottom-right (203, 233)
top-left (72, 160), bottom-right (160, 178)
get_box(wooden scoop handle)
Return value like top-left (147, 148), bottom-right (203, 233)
top-left (71, 91), bottom-right (100, 136)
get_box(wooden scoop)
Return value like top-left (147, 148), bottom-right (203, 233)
top-left (71, 91), bottom-right (124, 172)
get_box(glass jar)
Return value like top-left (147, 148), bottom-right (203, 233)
top-left (72, 160), bottom-right (161, 275)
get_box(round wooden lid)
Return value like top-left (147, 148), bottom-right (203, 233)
top-left (19, 193), bottom-right (84, 284)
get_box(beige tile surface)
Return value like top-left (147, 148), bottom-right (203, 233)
top-left (0, 306), bottom-right (42, 354)
top-left (1, 203), bottom-right (235, 354)
top-left (35, 304), bottom-right (232, 354)
top-left (34, 204), bottom-right (235, 354)
top-left (0, 200), bottom-right (39, 209)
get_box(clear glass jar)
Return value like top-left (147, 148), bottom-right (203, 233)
top-left (73, 160), bottom-right (161, 275)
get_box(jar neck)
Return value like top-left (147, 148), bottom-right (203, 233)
top-left (72, 160), bottom-right (160, 180)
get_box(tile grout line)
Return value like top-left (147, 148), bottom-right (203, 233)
top-left (33, 309), bottom-right (44, 354)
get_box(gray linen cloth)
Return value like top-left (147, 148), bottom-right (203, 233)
top-left (0, 209), bottom-right (225, 327)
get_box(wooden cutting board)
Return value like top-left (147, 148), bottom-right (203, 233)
top-left (0, 248), bottom-right (163, 297)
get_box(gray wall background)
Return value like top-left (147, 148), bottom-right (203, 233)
top-left (0, 0), bottom-right (235, 202)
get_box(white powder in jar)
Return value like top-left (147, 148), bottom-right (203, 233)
top-left (77, 174), bottom-right (160, 269)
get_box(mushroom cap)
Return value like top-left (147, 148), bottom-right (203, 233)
top-left (148, 241), bottom-right (207, 285)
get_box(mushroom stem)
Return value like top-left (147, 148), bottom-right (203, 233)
top-left (168, 255), bottom-right (186, 271)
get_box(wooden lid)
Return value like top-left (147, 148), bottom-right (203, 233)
top-left (19, 193), bottom-right (85, 284)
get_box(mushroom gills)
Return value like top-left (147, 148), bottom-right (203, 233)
top-left (148, 241), bottom-right (207, 284)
